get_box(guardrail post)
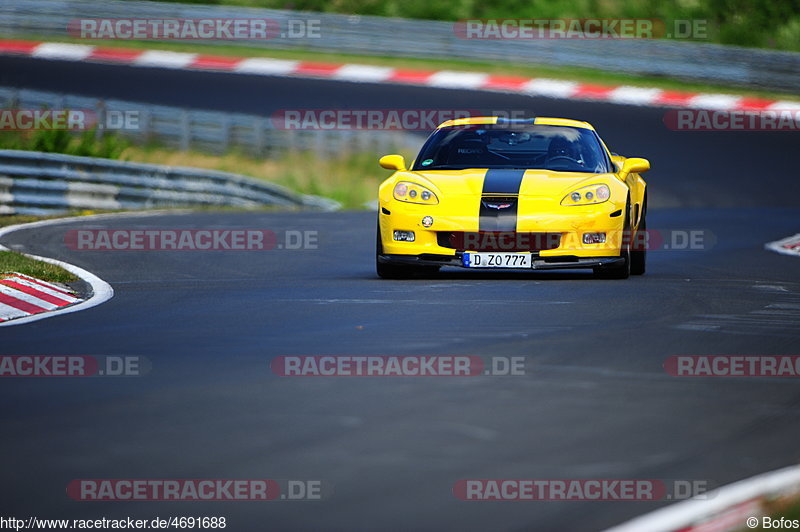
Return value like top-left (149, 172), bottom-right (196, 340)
top-left (139, 109), bottom-right (151, 145)
top-left (9, 88), bottom-right (19, 111)
top-left (254, 117), bottom-right (265, 156)
top-left (95, 100), bottom-right (105, 140)
top-left (219, 114), bottom-right (230, 154)
top-left (180, 110), bottom-right (190, 151)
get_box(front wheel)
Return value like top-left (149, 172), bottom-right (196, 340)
top-left (593, 251), bottom-right (630, 279)
top-left (630, 209), bottom-right (647, 276)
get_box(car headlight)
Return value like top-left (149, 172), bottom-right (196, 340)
top-left (561, 184), bottom-right (610, 206)
top-left (393, 181), bottom-right (439, 205)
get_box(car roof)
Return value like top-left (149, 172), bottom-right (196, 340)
top-left (435, 116), bottom-right (595, 131)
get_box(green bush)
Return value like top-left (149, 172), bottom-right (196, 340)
top-left (0, 126), bottom-right (130, 159)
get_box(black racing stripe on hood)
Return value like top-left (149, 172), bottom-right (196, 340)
top-left (481, 168), bottom-right (526, 195)
top-left (479, 169), bottom-right (525, 232)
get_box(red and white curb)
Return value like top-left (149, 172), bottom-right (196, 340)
top-left (605, 464), bottom-right (800, 532)
top-left (766, 234), bottom-right (800, 258)
top-left (0, 216), bottom-right (114, 327)
top-left (2, 39), bottom-right (799, 112)
top-left (0, 272), bottom-right (82, 322)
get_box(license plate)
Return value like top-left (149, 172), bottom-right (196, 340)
top-left (462, 252), bottom-right (532, 268)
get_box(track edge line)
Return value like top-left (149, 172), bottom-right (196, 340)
top-left (0, 210), bottom-right (186, 326)
top-left (604, 464), bottom-right (800, 532)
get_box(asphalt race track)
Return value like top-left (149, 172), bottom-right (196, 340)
top-left (2, 55), bottom-right (800, 531)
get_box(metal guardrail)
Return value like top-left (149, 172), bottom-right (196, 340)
top-left (1, 0), bottom-right (800, 91)
top-left (0, 87), bottom-right (420, 215)
top-left (0, 87), bottom-right (421, 157)
top-left (0, 149), bottom-right (341, 215)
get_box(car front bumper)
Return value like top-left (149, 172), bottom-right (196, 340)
top-left (379, 196), bottom-right (629, 267)
top-left (377, 252), bottom-right (625, 270)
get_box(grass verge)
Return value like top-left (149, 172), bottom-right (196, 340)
top-left (0, 251), bottom-right (78, 284)
top-left (0, 212), bottom-right (109, 229)
top-left (0, 128), bottom-right (390, 209)
top-left (121, 146), bottom-right (411, 209)
top-left (0, 127), bottom-right (130, 159)
top-left (748, 493), bottom-right (800, 530)
top-left (0, 211), bottom-right (118, 284)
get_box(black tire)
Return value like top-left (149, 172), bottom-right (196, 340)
top-left (593, 200), bottom-right (631, 280)
top-left (375, 221), bottom-right (439, 279)
top-left (630, 201), bottom-right (647, 276)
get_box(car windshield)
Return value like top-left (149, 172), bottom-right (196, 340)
top-left (412, 123), bottom-right (613, 173)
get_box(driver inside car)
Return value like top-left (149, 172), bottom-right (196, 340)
top-left (546, 136), bottom-right (584, 166)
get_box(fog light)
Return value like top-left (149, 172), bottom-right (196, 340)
top-left (421, 216), bottom-right (434, 228)
top-left (583, 232), bottom-right (606, 244)
top-left (394, 230), bottom-right (416, 242)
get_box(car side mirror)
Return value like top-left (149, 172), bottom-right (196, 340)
top-left (379, 154), bottom-right (407, 171)
top-left (620, 157), bottom-right (650, 178)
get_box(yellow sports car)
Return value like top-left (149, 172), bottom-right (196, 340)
top-left (376, 116), bottom-right (650, 279)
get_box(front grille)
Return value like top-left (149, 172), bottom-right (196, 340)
top-left (481, 195), bottom-right (518, 208)
top-left (437, 232), bottom-right (561, 252)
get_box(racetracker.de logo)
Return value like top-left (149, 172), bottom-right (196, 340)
top-left (64, 229), bottom-right (318, 251)
top-left (271, 109), bottom-right (488, 131)
top-left (0, 356), bottom-right (147, 377)
top-left (0, 109), bottom-right (139, 131)
top-left (665, 356), bottom-right (800, 377)
top-left (663, 109), bottom-right (800, 131)
top-left (68, 480), bottom-right (278, 501)
top-left (67, 479), bottom-right (327, 501)
top-left (271, 355), bottom-right (526, 377)
top-left (68, 18), bottom-right (282, 40)
top-left (453, 230), bottom-right (714, 253)
top-left (453, 479), bottom-right (711, 501)
top-left (454, 19), bottom-right (666, 40)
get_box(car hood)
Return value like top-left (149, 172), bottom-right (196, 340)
top-left (396, 168), bottom-right (613, 197)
